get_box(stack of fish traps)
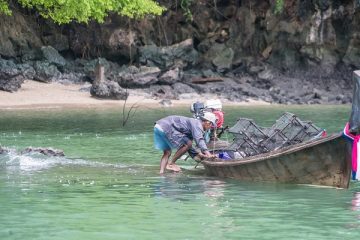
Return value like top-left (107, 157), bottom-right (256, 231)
top-left (225, 112), bottom-right (324, 158)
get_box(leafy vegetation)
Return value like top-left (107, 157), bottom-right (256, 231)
top-left (0, 0), bottom-right (165, 23)
top-left (180, 0), bottom-right (193, 22)
top-left (274, 0), bottom-right (284, 14)
top-left (0, 0), bottom-right (11, 15)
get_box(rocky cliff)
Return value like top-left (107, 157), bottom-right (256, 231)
top-left (1, 0), bottom-right (359, 104)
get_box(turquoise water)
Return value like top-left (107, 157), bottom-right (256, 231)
top-left (0, 105), bottom-right (360, 240)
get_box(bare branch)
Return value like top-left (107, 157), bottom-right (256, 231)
top-left (121, 89), bottom-right (144, 126)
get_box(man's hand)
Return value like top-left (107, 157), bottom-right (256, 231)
top-left (202, 151), bottom-right (216, 159)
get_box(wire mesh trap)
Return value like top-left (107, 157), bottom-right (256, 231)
top-left (219, 112), bottom-right (324, 159)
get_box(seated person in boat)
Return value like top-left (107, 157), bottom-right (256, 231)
top-left (154, 112), bottom-right (217, 174)
top-left (205, 99), bottom-right (225, 141)
top-left (189, 99), bottom-right (229, 161)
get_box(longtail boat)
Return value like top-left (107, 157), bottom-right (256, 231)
top-left (202, 133), bottom-right (351, 188)
top-left (200, 70), bottom-right (360, 188)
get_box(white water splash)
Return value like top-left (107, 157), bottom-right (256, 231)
top-left (0, 150), bottom-right (127, 172)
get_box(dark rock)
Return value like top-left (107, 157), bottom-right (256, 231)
top-left (258, 69), bottom-right (274, 80)
top-left (181, 69), bottom-right (204, 84)
top-left (202, 43), bottom-right (234, 72)
top-left (0, 59), bottom-right (34, 92)
top-left (0, 75), bottom-right (24, 92)
top-left (342, 97), bottom-right (351, 104)
top-left (189, 78), bottom-right (243, 97)
top-left (73, 58), bottom-right (126, 84)
top-left (68, 22), bottom-right (138, 62)
top-left (336, 94), bottom-right (344, 101)
top-left (313, 88), bottom-right (322, 99)
top-left (90, 81), bottom-right (129, 100)
top-left (42, 34), bottom-right (69, 52)
top-left (202, 69), bottom-right (219, 78)
top-left (19, 63), bottom-right (36, 80)
top-left (106, 28), bottom-right (138, 60)
top-left (159, 99), bottom-right (173, 107)
top-left (248, 64), bottom-right (265, 74)
top-left (320, 49), bottom-right (339, 77)
top-left (139, 39), bottom-right (199, 70)
top-left (158, 68), bottom-right (182, 84)
top-left (40, 46), bottom-right (67, 67)
top-left (268, 47), bottom-right (299, 71)
top-left (21, 49), bottom-right (42, 62)
top-left (172, 82), bottom-right (197, 94)
top-left (22, 147), bottom-right (65, 157)
top-left (197, 39), bottom-right (212, 53)
top-left (147, 85), bottom-right (178, 100)
top-left (83, 58), bottom-right (112, 80)
top-left (0, 1), bottom-right (356, 105)
top-left (0, 146), bottom-right (9, 154)
top-left (343, 37), bottom-right (360, 69)
top-left (0, 10), bottom-right (42, 57)
top-left (316, 0), bottom-right (330, 11)
top-left (33, 61), bottom-right (61, 82)
top-left (211, 46), bottom-right (234, 72)
top-left (118, 65), bottom-right (160, 88)
top-left (0, 59), bottom-right (21, 77)
top-left (308, 99), bottom-right (321, 104)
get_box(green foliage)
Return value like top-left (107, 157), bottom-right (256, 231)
top-left (0, 0), bottom-right (11, 15)
top-left (180, 0), bottom-right (193, 22)
top-left (274, 0), bottom-right (284, 15)
top-left (0, 0), bottom-right (165, 23)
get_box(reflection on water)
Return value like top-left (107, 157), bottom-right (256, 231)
top-left (345, 192), bottom-right (360, 229)
top-left (351, 192), bottom-right (360, 212)
top-left (152, 176), bottom-right (226, 201)
top-left (203, 179), bottom-right (226, 198)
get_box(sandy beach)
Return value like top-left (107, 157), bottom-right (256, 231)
top-left (0, 80), bottom-right (268, 109)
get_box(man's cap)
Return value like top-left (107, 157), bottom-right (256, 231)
top-left (201, 112), bottom-right (217, 126)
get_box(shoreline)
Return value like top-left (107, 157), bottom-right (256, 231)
top-left (0, 80), bottom-right (270, 110)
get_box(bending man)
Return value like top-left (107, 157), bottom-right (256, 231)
top-left (154, 112), bottom-right (216, 174)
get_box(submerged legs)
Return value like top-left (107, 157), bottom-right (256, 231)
top-left (167, 141), bottom-right (192, 172)
top-left (159, 141), bottom-right (192, 173)
top-left (160, 149), bottom-right (171, 174)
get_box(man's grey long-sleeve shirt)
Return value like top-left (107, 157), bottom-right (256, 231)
top-left (156, 115), bottom-right (208, 151)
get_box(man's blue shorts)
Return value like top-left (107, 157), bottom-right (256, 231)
top-left (154, 127), bottom-right (173, 151)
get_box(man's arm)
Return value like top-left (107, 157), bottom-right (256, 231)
top-left (191, 123), bottom-right (215, 158)
top-left (191, 124), bottom-right (208, 151)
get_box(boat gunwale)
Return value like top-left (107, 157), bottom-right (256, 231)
top-left (202, 133), bottom-right (343, 167)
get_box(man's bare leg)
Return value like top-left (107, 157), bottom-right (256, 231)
top-left (160, 150), bottom-right (171, 174)
top-left (167, 141), bottom-right (192, 172)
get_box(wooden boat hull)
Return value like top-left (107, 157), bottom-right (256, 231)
top-left (202, 134), bottom-right (352, 188)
